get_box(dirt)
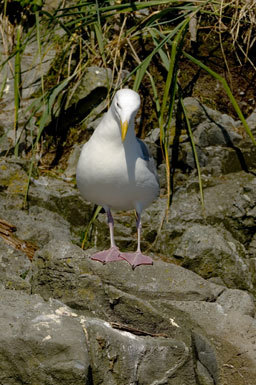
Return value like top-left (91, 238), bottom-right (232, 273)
top-left (179, 32), bottom-right (256, 119)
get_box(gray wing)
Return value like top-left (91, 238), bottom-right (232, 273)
top-left (136, 138), bottom-right (159, 185)
top-left (136, 138), bottom-right (150, 162)
top-left (137, 138), bottom-right (150, 161)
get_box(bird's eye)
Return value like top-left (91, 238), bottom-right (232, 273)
top-left (116, 102), bottom-right (120, 109)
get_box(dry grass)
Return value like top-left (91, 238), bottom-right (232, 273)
top-left (209, 0), bottom-right (256, 67)
top-left (230, 0), bottom-right (256, 52)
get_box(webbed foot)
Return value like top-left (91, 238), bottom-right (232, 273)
top-left (120, 252), bottom-right (153, 269)
top-left (91, 246), bottom-right (123, 264)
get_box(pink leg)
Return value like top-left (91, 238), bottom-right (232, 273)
top-left (91, 209), bottom-right (124, 263)
top-left (120, 213), bottom-right (153, 269)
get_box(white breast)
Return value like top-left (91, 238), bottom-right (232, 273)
top-left (76, 136), bottom-right (159, 212)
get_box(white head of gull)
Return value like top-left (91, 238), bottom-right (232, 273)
top-left (76, 88), bottom-right (159, 268)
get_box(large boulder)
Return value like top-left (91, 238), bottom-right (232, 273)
top-left (83, 317), bottom-right (195, 385)
top-left (151, 172), bottom-right (256, 273)
top-left (0, 288), bottom-right (89, 385)
top-left (0, 157), bottom-right (91, 246)
top-left (179, 97), bottom-right (256, 174)
top-left (174, 224), bottom-right (252, 290)
top-left (30, 239), bottom-right (256, 385)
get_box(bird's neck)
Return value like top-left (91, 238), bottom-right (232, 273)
top-left (96, 109), bottom-right (136, 146)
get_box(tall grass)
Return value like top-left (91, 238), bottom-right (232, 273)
top-left (13, 25), bottom-right (22, 150)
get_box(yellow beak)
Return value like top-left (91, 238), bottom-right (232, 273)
top-left (121, 120), bottom-right (128, 142)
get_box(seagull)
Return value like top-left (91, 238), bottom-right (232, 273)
top-left (76, 88), bottom-right (159, 268)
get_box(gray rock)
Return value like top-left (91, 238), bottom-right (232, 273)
top-left (195, 121), bottom-right (241, 147)
top-left (0, 239), bottom-right (31, 292)
top-left (248, 233), bottom-right (256, 257)
top-left (192, 333), bottom-right (218, 384)
top-left (246, 108), bottom-right (256, 136)
top-left (28, 175), bottom-right (92, 229)
top-left (183, 97), bottom-right (242, 146)
top-left (69, 67), bottom-right (111, 106)
top-left (183, 97), bottom-right (207, 128)
top-left (173, 224), bottom-right (252, 290)
top-left (43, 0), bottom-right (63, 12)
top-left (63, 143), bottom-right (83, 179)
top-left (144, 127), bottom-right (161, 161)
top-left (153, 172), bottom-right (256, 257)
top-left (1, 159), bottom-right (256, 383)
top-left (249, 258), bottom-right (256, 289)
top-left (0, 288), bottom-right (89, 385)
top-left (63, 67), bottom-right (129, 133)
top-left (30, 241), bottom-right (209, 384)
top-left (184, 144), bottom-right (249, 175)
top-left (83, 317), bottom-right (194, 385)
top-left (145, 127), bottom-right (160, 144)
top-left (0, 158), bottom-right (92, 250)
top-left (0, 195), bottom-right (72, 250)
top-left (180, 97), bottom-right (256, 174)
top-left (216, 288), bottom-right (255, 316)
top-left (2, 158), bottom-right (255, 295)
top-left (196, 361), bottom-right (214, 385)
top-left (57, 67), bottom-right (110, 132)
top-left (0, 158), bottom-right (27, 197)
top-left (0, 159), bottom-right (84, 252)
top-left (29, 239), bottom-right (256, 384)
top-left (174, 300), bottom-right (256, 384)
top-left (30, 240), bottom-right (221, 309)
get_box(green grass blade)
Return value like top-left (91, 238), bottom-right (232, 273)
top-left (183, 51), bottom-right (256, 146)
top-left (23, 72), bottom-right (77, 207)
top-left (14, 25), bottom-right (22, 157)
top-left (94, 0), bottom-right (106, 64)
top-left (180, 97), bottom-right (205, 212)
top-left (3, 0), bottom-right (8, 16)
top-left (15, 11), bottom-right (45, 159)
top-left (36, 72), bottom-right (77, 145)
top-left (159, 18), bottom-right (190, 135)
top-left (0, 26), bottom-right (34, 70)
top-left (130, 38), bottom-right (160, 118)
top-left (154, 18), bottom-right (189, 209)
top-left (134, 68), bottom-right (160, 119)
top-left (133, 54), bottom-right (152, 92)
top-left (35, 10), bottom-right (45, 96)
top-left (150, 28), bottom-right (170, 71)
top-left (81, 205), bottom-right (102, 249)
top-left (0, 70), bottom-right (8, 99)
top-left (122, 21), bottom-right (189, 85)
top-left (61, 0), bottom-right (179, 26)
top-left (149, 76), bottom-right (161, 120)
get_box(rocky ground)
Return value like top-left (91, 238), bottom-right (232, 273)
top-left (1, 7), bottom-right (256, 383)
top-left (0, 97), bottom-right (256, 384)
